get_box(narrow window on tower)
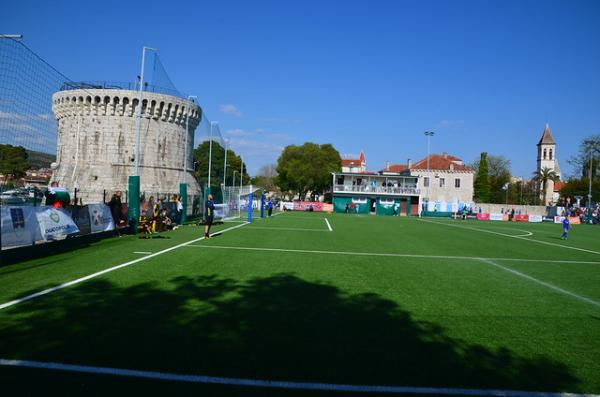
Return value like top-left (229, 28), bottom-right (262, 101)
top-left (549, 149), bottom-right (553, 160)
top-left (543, 149), bottom-right (547, 159)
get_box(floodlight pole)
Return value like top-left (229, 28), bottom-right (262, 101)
top-left (208, 121), bottom-right (216, 187)
top-left (240, 158), bottom-right (244, 189)
top-left (223, 139), bottom-right (228, 187)
top-left (183, 95), bottom-right (197, 185)
top-left (134, 46), bottom-right (157, 176)
top-left (424, 131), bottom-right (435, 207)
top-left (232, 170), bottom-right (237, 189)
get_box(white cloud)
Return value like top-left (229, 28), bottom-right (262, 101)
top-left (220, 104), bottom-right (242, 117)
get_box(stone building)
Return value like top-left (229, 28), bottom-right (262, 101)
top-left (51, 87), bottom-right (201, 203)
top-left (382, 153), bottom-right (474, 210)
top-left (536, 124), bottom-right (561, 205)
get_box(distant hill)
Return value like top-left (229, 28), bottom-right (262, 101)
top-left (26, 150), bottom-right (55, 169)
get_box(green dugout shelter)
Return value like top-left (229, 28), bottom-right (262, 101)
top-left (331, 172), bottom-right (420, 216)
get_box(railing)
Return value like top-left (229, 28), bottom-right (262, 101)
top-left (333, 185), bottom-right (420, 195)
top-left (59, 81), bottom-right (186, 99)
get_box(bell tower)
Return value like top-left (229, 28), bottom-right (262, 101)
top-left (536, 124), bottom-right (559, 204)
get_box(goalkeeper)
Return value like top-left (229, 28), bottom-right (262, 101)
top-left (204, 194), bottom-right (215, 238)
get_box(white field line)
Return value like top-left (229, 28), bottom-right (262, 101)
top-left (480, 259), bottom-right (600, 308)
top-left (418, 219), bottom-right (600, 255)
top-left (324, 218), bottom-right (333, 231)
top-left (0, 223), bottom-right (249, 311)
top-left (133, 252), bottom-right (153, 255)
top-left (185, 245), bottom-right (600, 265)
top-left (1, 359), bottom-right (598, 397)
top-left (245, 226), bottom-right (329, 232)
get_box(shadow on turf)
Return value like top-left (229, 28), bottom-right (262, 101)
top-left (0, 274), bottom-right (580, 396)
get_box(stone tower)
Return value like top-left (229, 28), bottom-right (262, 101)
top-left (51, 88), bottom-right (202, 203)
top-left (536, 123), bottom-right (560, 205)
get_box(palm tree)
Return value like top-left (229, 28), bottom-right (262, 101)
top-left (533, 167), bottom-right (560, 204)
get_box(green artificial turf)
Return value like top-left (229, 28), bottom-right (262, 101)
top-left (1, 211), bottom-right (599, 395)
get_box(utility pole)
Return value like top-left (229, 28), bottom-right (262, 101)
top-left (424, 131), bottom-right (435, 209)
top-left (183, 95), bottom-right (197, 184)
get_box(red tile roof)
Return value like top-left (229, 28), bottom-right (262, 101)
top-left (380, 164), bottom-right (408, 173)
top-left (341, 159), bottom-right (363, 167)
top-left (411, 154), bottom-right (473, 172)
top-left (554, 181), bottom-right (565, 191)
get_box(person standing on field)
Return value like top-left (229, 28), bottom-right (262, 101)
top-left (561, 216), bottom-right (570, 240)
top-left (267, 199), bottom-right (274, 217)
top-left (204, 194), bottom-right (215, 238)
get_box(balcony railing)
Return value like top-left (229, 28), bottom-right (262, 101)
top-left (333, 185), bottom-right (420, 195)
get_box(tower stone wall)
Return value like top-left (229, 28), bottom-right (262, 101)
top-left (51, 88), bottom-right (201, 203)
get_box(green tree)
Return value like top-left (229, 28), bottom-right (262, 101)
top-left (567, 134), bottom-right (600, 178)
top-left (533, 166), bottom-right (559, 203)
top-left (275, 142), bottom-right (341, 199)
top-left (471, 154), bottom-right (511, 203)
top-left (0, 144), bottom-right (30, 181)
top-left (559, 178), bottom-right (600, 207)
top-left (473, 152), bottom-right (490, 202)
top-left (192, 141), bottom-right (249, 197)
top-left (251, 164), bottom-right (278, 192)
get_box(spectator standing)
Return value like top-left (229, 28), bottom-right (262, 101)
top-left (267, 198), bottom-right (274, 217)
top-left (204, 194), bottom-right (215, 238)
top-left (108, 191), bottom-right (124, 235)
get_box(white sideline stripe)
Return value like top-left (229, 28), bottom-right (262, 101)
top-left (419, 219), bottom-right (600, 256)
top-left (185, 245), bottom-right (600, 265)
top-left (133, 251), bottom-right (153, 255)
top-left (0, 359), bottom-right (597, 397)
top-left (325, 218), bottom-right (333, 231)
top-left (0, 223), bottom-right (249, 311)
top-left (245, 226), bottom-right (329, 232)
top-left (480, 259), bottom-right (600, 308)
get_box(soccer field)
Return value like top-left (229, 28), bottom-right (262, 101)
top-left (1, 211), bottom-right (599, 396)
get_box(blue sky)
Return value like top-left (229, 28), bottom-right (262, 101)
top-left (3, 0), bottom-right (600, 176)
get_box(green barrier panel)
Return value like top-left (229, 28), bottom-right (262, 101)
top-left (179, 183), bottom-right (187, 224)
top-left (422, 211), bottom-right (453, 218)
top-left (128, 175), bottom-right (140, 234)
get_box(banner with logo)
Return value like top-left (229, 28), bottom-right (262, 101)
top-left (514, 214), bottom-right (529, 222)
top-left (476, 213), bottom-right (490, 221)
top-left (88, 204), bottom-right (115, 233)
top-left (554, 216), bottom-right (581, 225)
top-left (490, 213), bottom-right (508, 221)
top-left (36, 206), bottom-right (79, 241)
top-left (1, 206), bottom-right (42, 249)
top-left (528, 215), bottom-right (543, 223)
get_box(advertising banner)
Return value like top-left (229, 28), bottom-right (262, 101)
top-left (476, 213), bottom-right (490, 221)
top-left (70, 205), bottom-right (91, 235)
top-left (490, 213), bottom-right (508, 221)
top-left (528, 215), bottom-right (543, 223)
top-left (36, 206), bottom-right (79, 241)
top-left (88, 204), bottom-right (115, 233)
top-left (554, 216), bottom-right (581, 225)
top-left (1, 206), bottom-right (41, 249)
top-left (514, 214), bottom-right (529, 222)
top-left (292, 201), bottom-right (332, 212)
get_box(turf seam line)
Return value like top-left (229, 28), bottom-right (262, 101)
top-left (244, 226), bottom-right (330, 232)
top-left (184, 245), bottom-right (600, 265)
top-left (0, 222), bottom-right (249, 311)
top-left (479, 259), bottom-right (600, 309)
top-left (418, 219), bottom-right (600, 256)
top-left (133, 251), bottom-right (152, 255)
top-left (324, 218), bottom-right (333, 231)
top-left (0, 359), bottom-right (597, 397)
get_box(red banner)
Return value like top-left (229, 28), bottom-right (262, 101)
top-left (292, 201), bottom-right (333, 212)
top-left (514, 214), bottom-right (529, 222)
top-left (476, 213), bottom-right (490, 221)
